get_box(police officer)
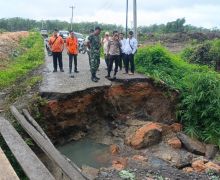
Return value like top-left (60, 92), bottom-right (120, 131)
top-left (87, 26), bottom-right (102, 82)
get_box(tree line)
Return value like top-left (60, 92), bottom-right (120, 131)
top-left (0, 17), bottom-right (123, 34)
top-left (138, 18), bottom-right (220, 34)
top-left (0, 17), bottom-right (219, 34)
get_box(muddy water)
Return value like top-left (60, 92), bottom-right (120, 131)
top-left (57, 139), bottom-right (111, 168)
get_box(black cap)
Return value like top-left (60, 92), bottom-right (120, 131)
top-left (90, 29), bottom-right (94, 33)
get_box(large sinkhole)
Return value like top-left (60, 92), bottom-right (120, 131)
top-left (39, 79), bottom-right (178, 169)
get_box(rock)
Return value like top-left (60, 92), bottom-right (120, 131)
top-left (132, 155), bottom-right (148, 162)
top-left (205, 162), bottom-right (220, 173)
top-left (192, 160), bottom-right (206, 172)
top-left (170, 123), bottom-right (182, 133)
top-left (112, 158), bottom-right (128, 171)
top-left (153, 145), bottom-right (194, 168)
top-left (205, 144), bottom-right (219, 160)
top-left (167, 137), bottom-right (182, 149)
top-left (125, 119), bottom-right (149, 126)
top-left (177, 133), bottom-right (206, 155)
top-left (182, 167), bottom-right (194, 173)
top-left (110, 144), bottom-right (120, 155)
top-left (130, 122), bottom-right (162, 149)
top-left (81, 165), bottom-right (99, 180)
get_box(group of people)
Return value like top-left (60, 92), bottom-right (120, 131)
top-left (48, 27), bottom-right (138, 82)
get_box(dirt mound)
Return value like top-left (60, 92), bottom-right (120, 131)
top-left (0, 31), bottom-right (29, 69)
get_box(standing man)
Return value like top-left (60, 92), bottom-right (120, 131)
top-left (66, 31), bottom-right (79, 78)
top-left (119, 33), bottom-right (126, 70)
top-left (106, 32), bottom-right (121, 80)
top-left (124, 31), bottom-right (138, 75)
top-left (87, 26), bottom-right (102, 82)
top-left (49, 29), bottom-right (64, 72)
top-left (85, 29), bottom-right (94, 63)
top-left (102, 32), bottom-right (110, 69)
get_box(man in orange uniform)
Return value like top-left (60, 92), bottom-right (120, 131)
top-left (49, 29), bottom-right (64, 72)
top-left (66, 31), bottom-right (79, 78)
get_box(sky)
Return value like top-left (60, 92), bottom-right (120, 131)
top-left (1, 0), bottom-right (220, 28)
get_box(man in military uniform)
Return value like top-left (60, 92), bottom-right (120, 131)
top-left (87, 26), bottom-right (102, 82)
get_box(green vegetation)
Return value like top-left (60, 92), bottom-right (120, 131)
top-left (181, 39), bottom-right (220, 70)
top-left (0, 32), bottom-right (44, 90)
top-left (135, 45), bottom-right (220, 146)
top-left (138, 18), bottom-right (220, 34)
top-left (0, 17), bottom-right (123, 34)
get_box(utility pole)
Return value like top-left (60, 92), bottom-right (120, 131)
top-left (70, 5), bottom-right (75, 30)
top-left (133, 0), bottom-right (137, 39)
top-left (126, 0), bottom-right (128, 38)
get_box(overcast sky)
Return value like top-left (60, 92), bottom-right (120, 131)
top-left (1, 0), bottom-right (220, 28)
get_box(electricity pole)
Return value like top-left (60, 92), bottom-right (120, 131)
top-left (126, 0), bottom-right (128, 38)
top-left (133, 0), bottom-right (137, 39)
top-left (70, 5), bottom-right (75, 30)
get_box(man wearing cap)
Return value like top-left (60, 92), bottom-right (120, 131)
top-left (49, 29), bottom-right (64, 72)
top-left (66, 31), bottom-right (79, 78)
top-left (102, 31), bottom-right (110, 69)
top-left (124, 31), bottom-right (138, 75)
top-left (87, 26), bottom-right (102, 82)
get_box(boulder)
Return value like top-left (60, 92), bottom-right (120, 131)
top-left (112, 157), bottom-right (128, 171)
top-left (205, 162), bottom-right (220, 173)
top-left (182, 167), bottom-right (194, 173)
top-left (110, 144), bottom-right (120, 155)
top-left (167, 137), bottom-right (182, 149)
top-left (130, 123), bottom-right (162, 149)
top-left (205, 144), bottom-right (219, 160)
top-left (177, 133), bottom-right (206, 155)
top-left (170, 123), bottom-right (182, 133)
top-left (192, 160), bottom-right (206, 172)
top-left (132, 155), bottom-right (148, 162)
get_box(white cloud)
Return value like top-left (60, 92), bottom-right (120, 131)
top-left (1, 0), bottom-right (220, 28)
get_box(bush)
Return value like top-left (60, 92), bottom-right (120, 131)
top-left (181, 39), bottom-right (220, 69)
top-left (135, 44), bottom-right (220, 146)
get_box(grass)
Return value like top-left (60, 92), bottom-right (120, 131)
top-left (0, 32), bottom-right (44, 179)
top-left (135, 44), bottom-right (220, 147)
top-left (0, 32), bottom-right (44, 90)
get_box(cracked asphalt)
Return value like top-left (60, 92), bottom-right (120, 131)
top-left (40, 51), bottom-right (146, 94)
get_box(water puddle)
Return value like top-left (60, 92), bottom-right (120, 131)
top-left (57, 139), bottom-right (111, 168)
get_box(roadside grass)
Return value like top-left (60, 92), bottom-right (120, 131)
top-left (0, 32), bottom-right (44, 90)
top-left (135, 44), bottom-right (220, 147)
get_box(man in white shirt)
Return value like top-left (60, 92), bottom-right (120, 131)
top-left (119, 33), bottom-right (126, 70)
top-left (124, 31), bottom-right (138, 75)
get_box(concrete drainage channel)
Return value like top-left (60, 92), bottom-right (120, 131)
top-left (35, 78), bottom-right (219, 180)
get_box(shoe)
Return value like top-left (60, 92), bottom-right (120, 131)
top-left (70, 74), bottom-right (74, 78)
top-left (105, 75), bottom-right (110, 79)
top-left (129, 72), bottom-right (134, 75)
top-left (53, 70), bottom-right (57, 73)
top-left (95, 76), bottom-right (100, 80)
top-left (123, 72), bottom-right (128, 74)
top-left (75, 70), bottom-right (79, 73)
top-left (60, 69), bottom-right (64, 72)
top-left (110, 76), bottom-right (116, 80)
top-left (91, 77), bottom-right (98, 82)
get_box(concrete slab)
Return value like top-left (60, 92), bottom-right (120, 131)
top-left (40, 52), bottom-right (146, 95)
top-left (0, 148), bottom-right (19, 180)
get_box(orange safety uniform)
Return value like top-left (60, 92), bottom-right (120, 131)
top-left (49, 36), bottom-right (64, 52)
top-left (66, 36), bottom-right (78, 55)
